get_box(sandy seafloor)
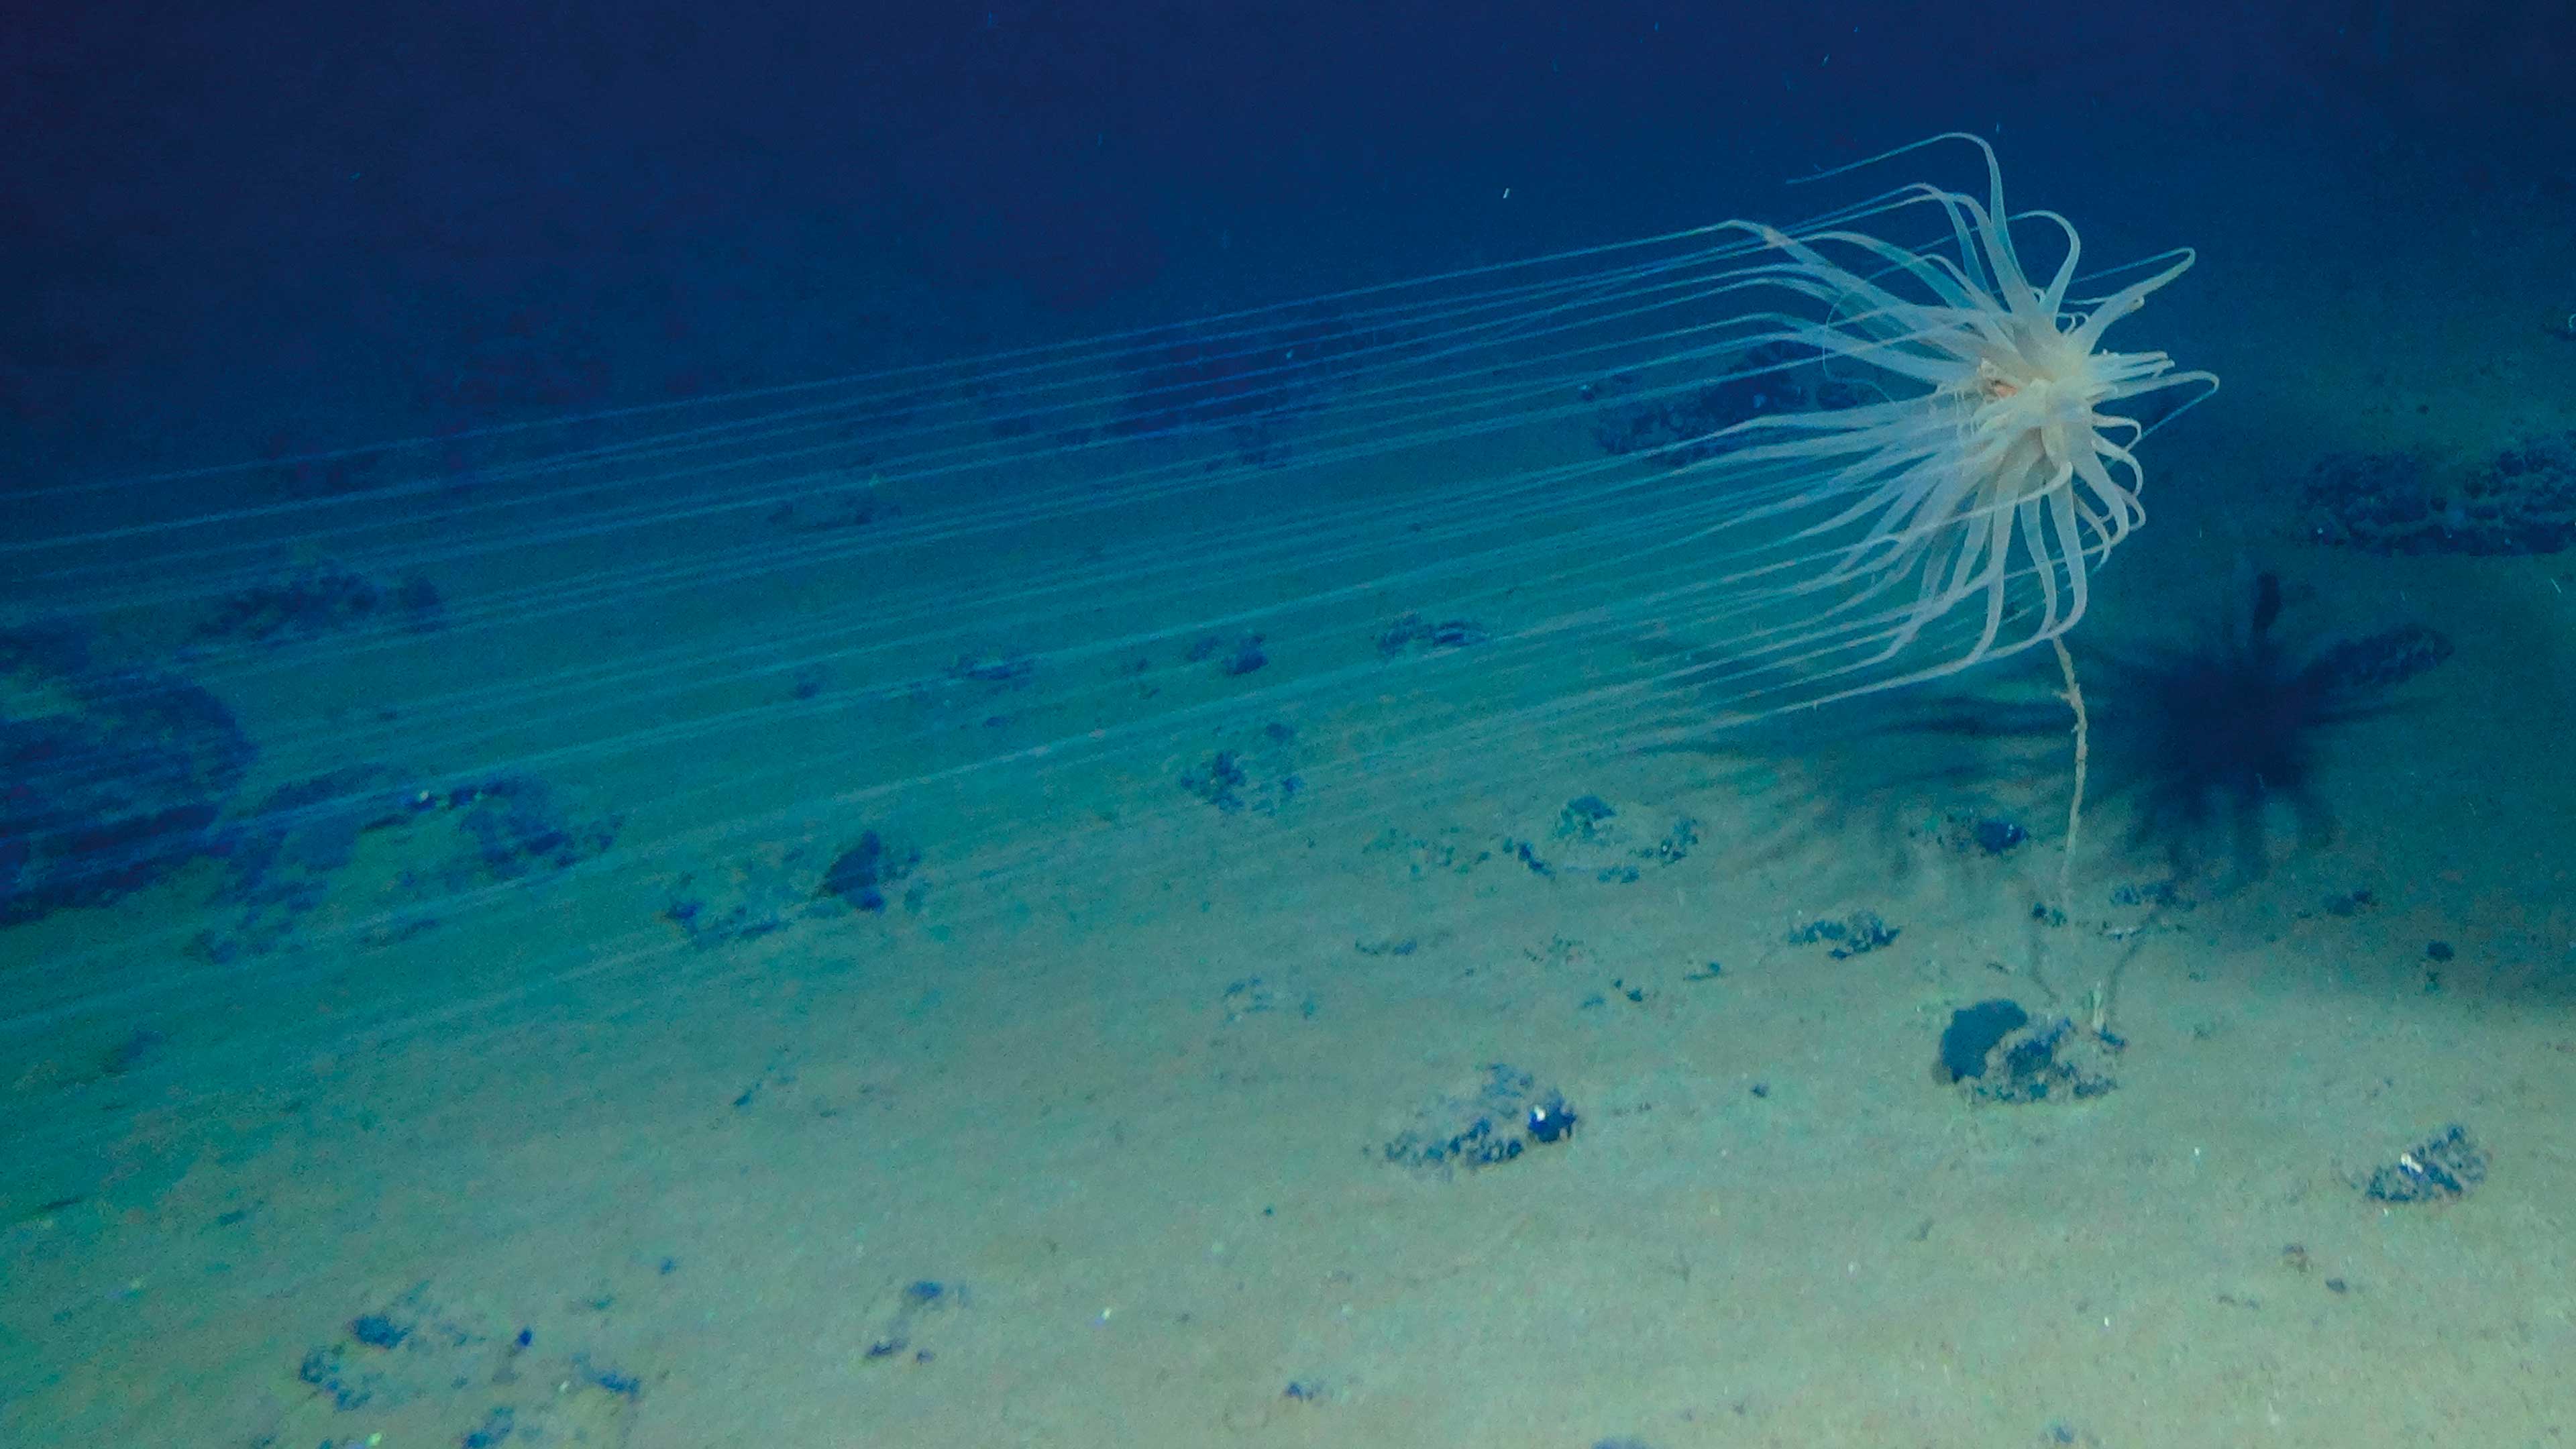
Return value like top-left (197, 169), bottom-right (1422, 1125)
top-left (5, 125), bottom-right (2575, 1449)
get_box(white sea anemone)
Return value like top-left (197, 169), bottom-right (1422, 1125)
top-left (1651, 133), bottom-right (2216, 717)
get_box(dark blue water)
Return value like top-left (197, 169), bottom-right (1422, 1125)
top-left (9, 2), bottom-right (2569, 476)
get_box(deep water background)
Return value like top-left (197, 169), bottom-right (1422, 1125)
top-left (5, 0), bottom-right (2573, 477)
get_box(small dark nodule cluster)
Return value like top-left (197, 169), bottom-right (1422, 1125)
top-left (1935, 998), bottom-right (2118, 1103)
top-left (820, 830), bottom-right (920, 913)
top-left (1379, 1065), bottom-right (1578, 1175)
top-left (2361, 1124), bottom-right (2488, 1204)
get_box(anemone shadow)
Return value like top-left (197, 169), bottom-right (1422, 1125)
top-left (1635, 567), bottom-right (2455, 896)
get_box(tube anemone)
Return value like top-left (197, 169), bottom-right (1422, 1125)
top-left (1653, 134), bottom-right (2217, 719)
